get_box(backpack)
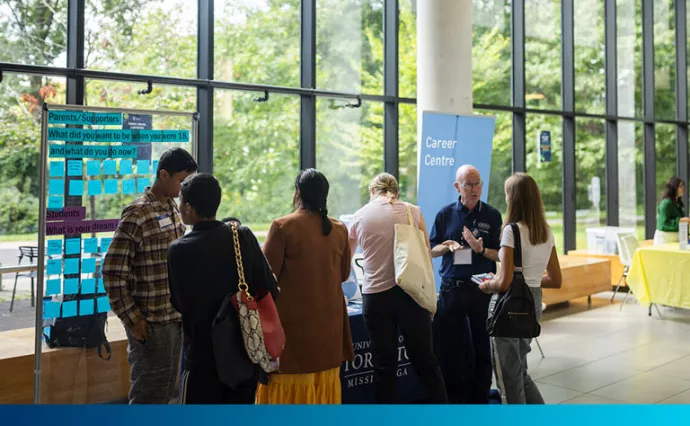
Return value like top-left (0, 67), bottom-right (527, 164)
top-left (486, 223), bottom-right (541, 339)
top-left (43, 291), bottom-right (112, 360)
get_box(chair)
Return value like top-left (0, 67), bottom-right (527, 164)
top-left (612, 233), bottom-right (639, 310)
top-left (10, 246), bottom-right (39, 313)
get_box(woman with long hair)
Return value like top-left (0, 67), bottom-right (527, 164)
top-left (478, 173), bottom-right (562, 404)
top-left (256, 169), bottom-right (353, 404)
top-left (348, 173), bottom-right (448, 404)
top-left (654, 176), bottom-right (686, 245)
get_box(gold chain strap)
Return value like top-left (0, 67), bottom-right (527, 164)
top-left (231, 223), bottom-right (252, 298)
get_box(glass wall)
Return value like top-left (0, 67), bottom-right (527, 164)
top-left (525, 0), bottom-right (562, 109)
top-left (575, 119), bottom-right (607, 249)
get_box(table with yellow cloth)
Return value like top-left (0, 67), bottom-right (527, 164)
top-left (626, 243), bottom-right (690, 308)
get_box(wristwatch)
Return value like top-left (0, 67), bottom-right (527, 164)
top-left (480, 246), bottom-right (486, 256)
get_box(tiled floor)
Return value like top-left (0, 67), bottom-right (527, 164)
top-left (530, 293), bottom-right (690, 404)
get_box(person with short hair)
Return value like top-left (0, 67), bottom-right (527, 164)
top-left (654, 176), bottom-right (686, 245)
top-left (479, 173), bottom-right (562, 404)
top-left (103, 147), bottom-right (198, 404)
top-left (169, 173), bottom-right (278, 404)
top-left (256, 169), bottom-right (354, 404)
top-left (348, 173), bottom-right (448, 404)
top-left (430, 164), bottom-right (502, 404)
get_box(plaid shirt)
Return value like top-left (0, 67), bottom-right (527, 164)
top-left (103, 189), bottom-right (185, 328)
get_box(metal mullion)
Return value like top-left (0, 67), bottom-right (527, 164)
top-left (605, 0), bottom-right (619, 225)
top-left (383, 0), bottom-right (399, 178)
top-left (197, 0), bottom-right (214, 173)
top-left (676, 0), bottom-right (689, 209)
top-left (562, 0), bottom-right (576, 251)
top-left (511, 0), bottom-right (526, 173)
top-left (642, 0), bottom-right (656, 239)
top-left (300, 0), bottom-right (317, 169)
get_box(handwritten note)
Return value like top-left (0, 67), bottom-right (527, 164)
top-left (47, 259), bottom-right (62, 275)
top-left (50, 161), bottom-right (65, 177)
top-left (48, 196), bottom-right (64, 210)
top-left (67, 160), bottom-right (82, 177)
top-left (65, 238), bottom-right (80, 255)
top-left (83, 238), bottom-right (98, 254)
top-left (100, 237), bottom-right (113, 253)
top-left (47, 240), bottom-right (63, 256)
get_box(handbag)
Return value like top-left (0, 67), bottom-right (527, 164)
top-left (393, 204), bottom-right (437, 314)
top-left (486, 223), bottom-right (541, 338)
top-left (228, 222), bottom-right (285, 373)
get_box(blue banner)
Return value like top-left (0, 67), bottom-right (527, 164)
top-left (417, 111), bottom-right (496, 289)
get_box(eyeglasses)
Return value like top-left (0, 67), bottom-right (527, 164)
top-left (459, 180), bottom-right (483, 189)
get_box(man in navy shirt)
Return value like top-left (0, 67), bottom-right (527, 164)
top-left (430, 164), bottom-right (502, 404)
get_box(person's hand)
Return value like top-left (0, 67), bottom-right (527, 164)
top-left (463, 226), bottom-right (484, 254)
top-left (479, 281), bottom-right (492, 294)
top-left (441, 240), bottom-right (461, 253)
top-left (130, 319), bottom-right (149, 342)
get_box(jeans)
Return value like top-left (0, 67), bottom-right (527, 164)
top-left (433, 279), bottom-right (493, 404)
top-left (362, 286), bottom-right (448, 404)
top-left (492, 287), bottom-right (545, 404)
top-left (126, 322), bottom-right (182, 404)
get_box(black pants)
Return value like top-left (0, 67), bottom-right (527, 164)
top-left (362, 286), bottom-right (448, 404)
top-left (433, 279), bottom-right (492, 404)
top-left (180, 367), bottom-right (256, 404)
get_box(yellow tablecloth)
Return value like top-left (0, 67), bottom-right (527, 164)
top-left (626, 243), bottom-right (690, 308)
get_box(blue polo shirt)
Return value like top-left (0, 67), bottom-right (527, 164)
top-left (429, 198), bottom-right (503, 281)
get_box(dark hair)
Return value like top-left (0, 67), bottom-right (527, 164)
top-left (295, 168), bottom-right (332, 235)
top-left (662, 176), bottom-right (685, 205)
top-left (180, 173), bottom-right (221, 218)
top-left (222, 217), bottom-right (241, 225)
top-left (157, 148), bottom-right (198, 178)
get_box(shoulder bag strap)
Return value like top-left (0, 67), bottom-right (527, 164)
top-left (405, 203), bottom-right (415, 227)
top-left (230, 223), bottom-right (252, 298)
top-left (509, 223), bottom-right (523, 271)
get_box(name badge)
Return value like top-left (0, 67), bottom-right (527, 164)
top-left (453, 247), bottom-right (472, 265)
top-left (157, 214), bottom-right (173, 229)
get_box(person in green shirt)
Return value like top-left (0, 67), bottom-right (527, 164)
top-left (654, 176), bottom-right (686, 245)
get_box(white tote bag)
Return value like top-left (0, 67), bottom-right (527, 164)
top-left (393, 205), bottom-right (437, 314)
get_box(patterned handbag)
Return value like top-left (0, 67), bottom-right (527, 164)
top-left (229, 223), bottom-right (285, 373)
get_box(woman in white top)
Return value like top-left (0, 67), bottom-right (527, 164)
top-left (348, 173), bottom-right (448, 404)
top-left (479, 173), bottom-right (562, 404)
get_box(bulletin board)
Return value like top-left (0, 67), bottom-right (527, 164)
top-left (34, 103), bottom-right (198, 403)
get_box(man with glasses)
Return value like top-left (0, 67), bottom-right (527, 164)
top-left (429, 164), bottom-right (502, 404)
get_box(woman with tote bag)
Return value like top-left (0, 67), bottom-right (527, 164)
top-left (348, 173), bottom-right (448, 404)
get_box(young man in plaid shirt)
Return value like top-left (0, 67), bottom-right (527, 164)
top-left (103, 148), bottom-right (197, 404)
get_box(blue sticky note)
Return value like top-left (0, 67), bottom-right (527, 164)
top-left (44, 301), bottom-right (60, 319)
top-left (120, 159), bottom-right (133, 175)
top-left (64, 278), bottom-right (79, 295)
top-left (67, 160), bottom-right (82, 176)
top-left (103, 160), bottom-right (117, 175)
top-left (64, 258), bottom-right (79, 275)
top-left (152, 160), bottom-right (159, 175)
top-left (97, 278), bottom-right (105, 293)
top-left (136, 160), bottom-right (150, 175)
top-left (97, 297), bottom-right (111, 313)
top-left (122, 179), bottom-right (136, 194)
top-left (80, 300), bottom-right (95, 316)
top-left (62, 301), bottom-right (78, 318)
top-left (104, 179), bottom-right (118, 195)
top-left (86, 160), bottom-right (101, 176)
top-left (69, 179), bottom-right (84, 196)
top-left (46, 279), bottom-right (61, 296)
top-left (83, 238), bottom-right (98, 254)
top-left (88, 180), bottom-right (102, 196)
top-left (82, 258), bottom-right (96, 274)
top-left (65, 238), bottom-right (80, 255)
top-left (100, 237), bottom-right (112, 253)
top-left (49, 179), bottom-right (64, 195)
top-left (47, 240), bottom-right (63, 256)
top-left (50, 161), bottom-right (65, 177)
top-left (46, 259), bottom-right (61, 275)
top-left (137, 178), bottom-right (151, 193)
top-left (81, 278), bottom-right (96, 294)
top-left (48, 196), bottom-right (63, 210)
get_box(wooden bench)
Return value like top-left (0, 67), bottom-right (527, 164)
top-left (543, 256), bottom-right (611, 306)
top-left (0, 316), bottom-right (129, 404)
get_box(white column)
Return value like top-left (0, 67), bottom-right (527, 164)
top-left (417, 0), bottom-right (473, 137)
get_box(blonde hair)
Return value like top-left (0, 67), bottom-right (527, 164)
top-left (504, 173), bottom-right (550, 245)
top-left (369, 173), bottom-right (399, 204)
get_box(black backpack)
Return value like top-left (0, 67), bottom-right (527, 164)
top-left (486, 223), bottom-right (541, 339)
top-left (43, 274), bottom-right (111, 360)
